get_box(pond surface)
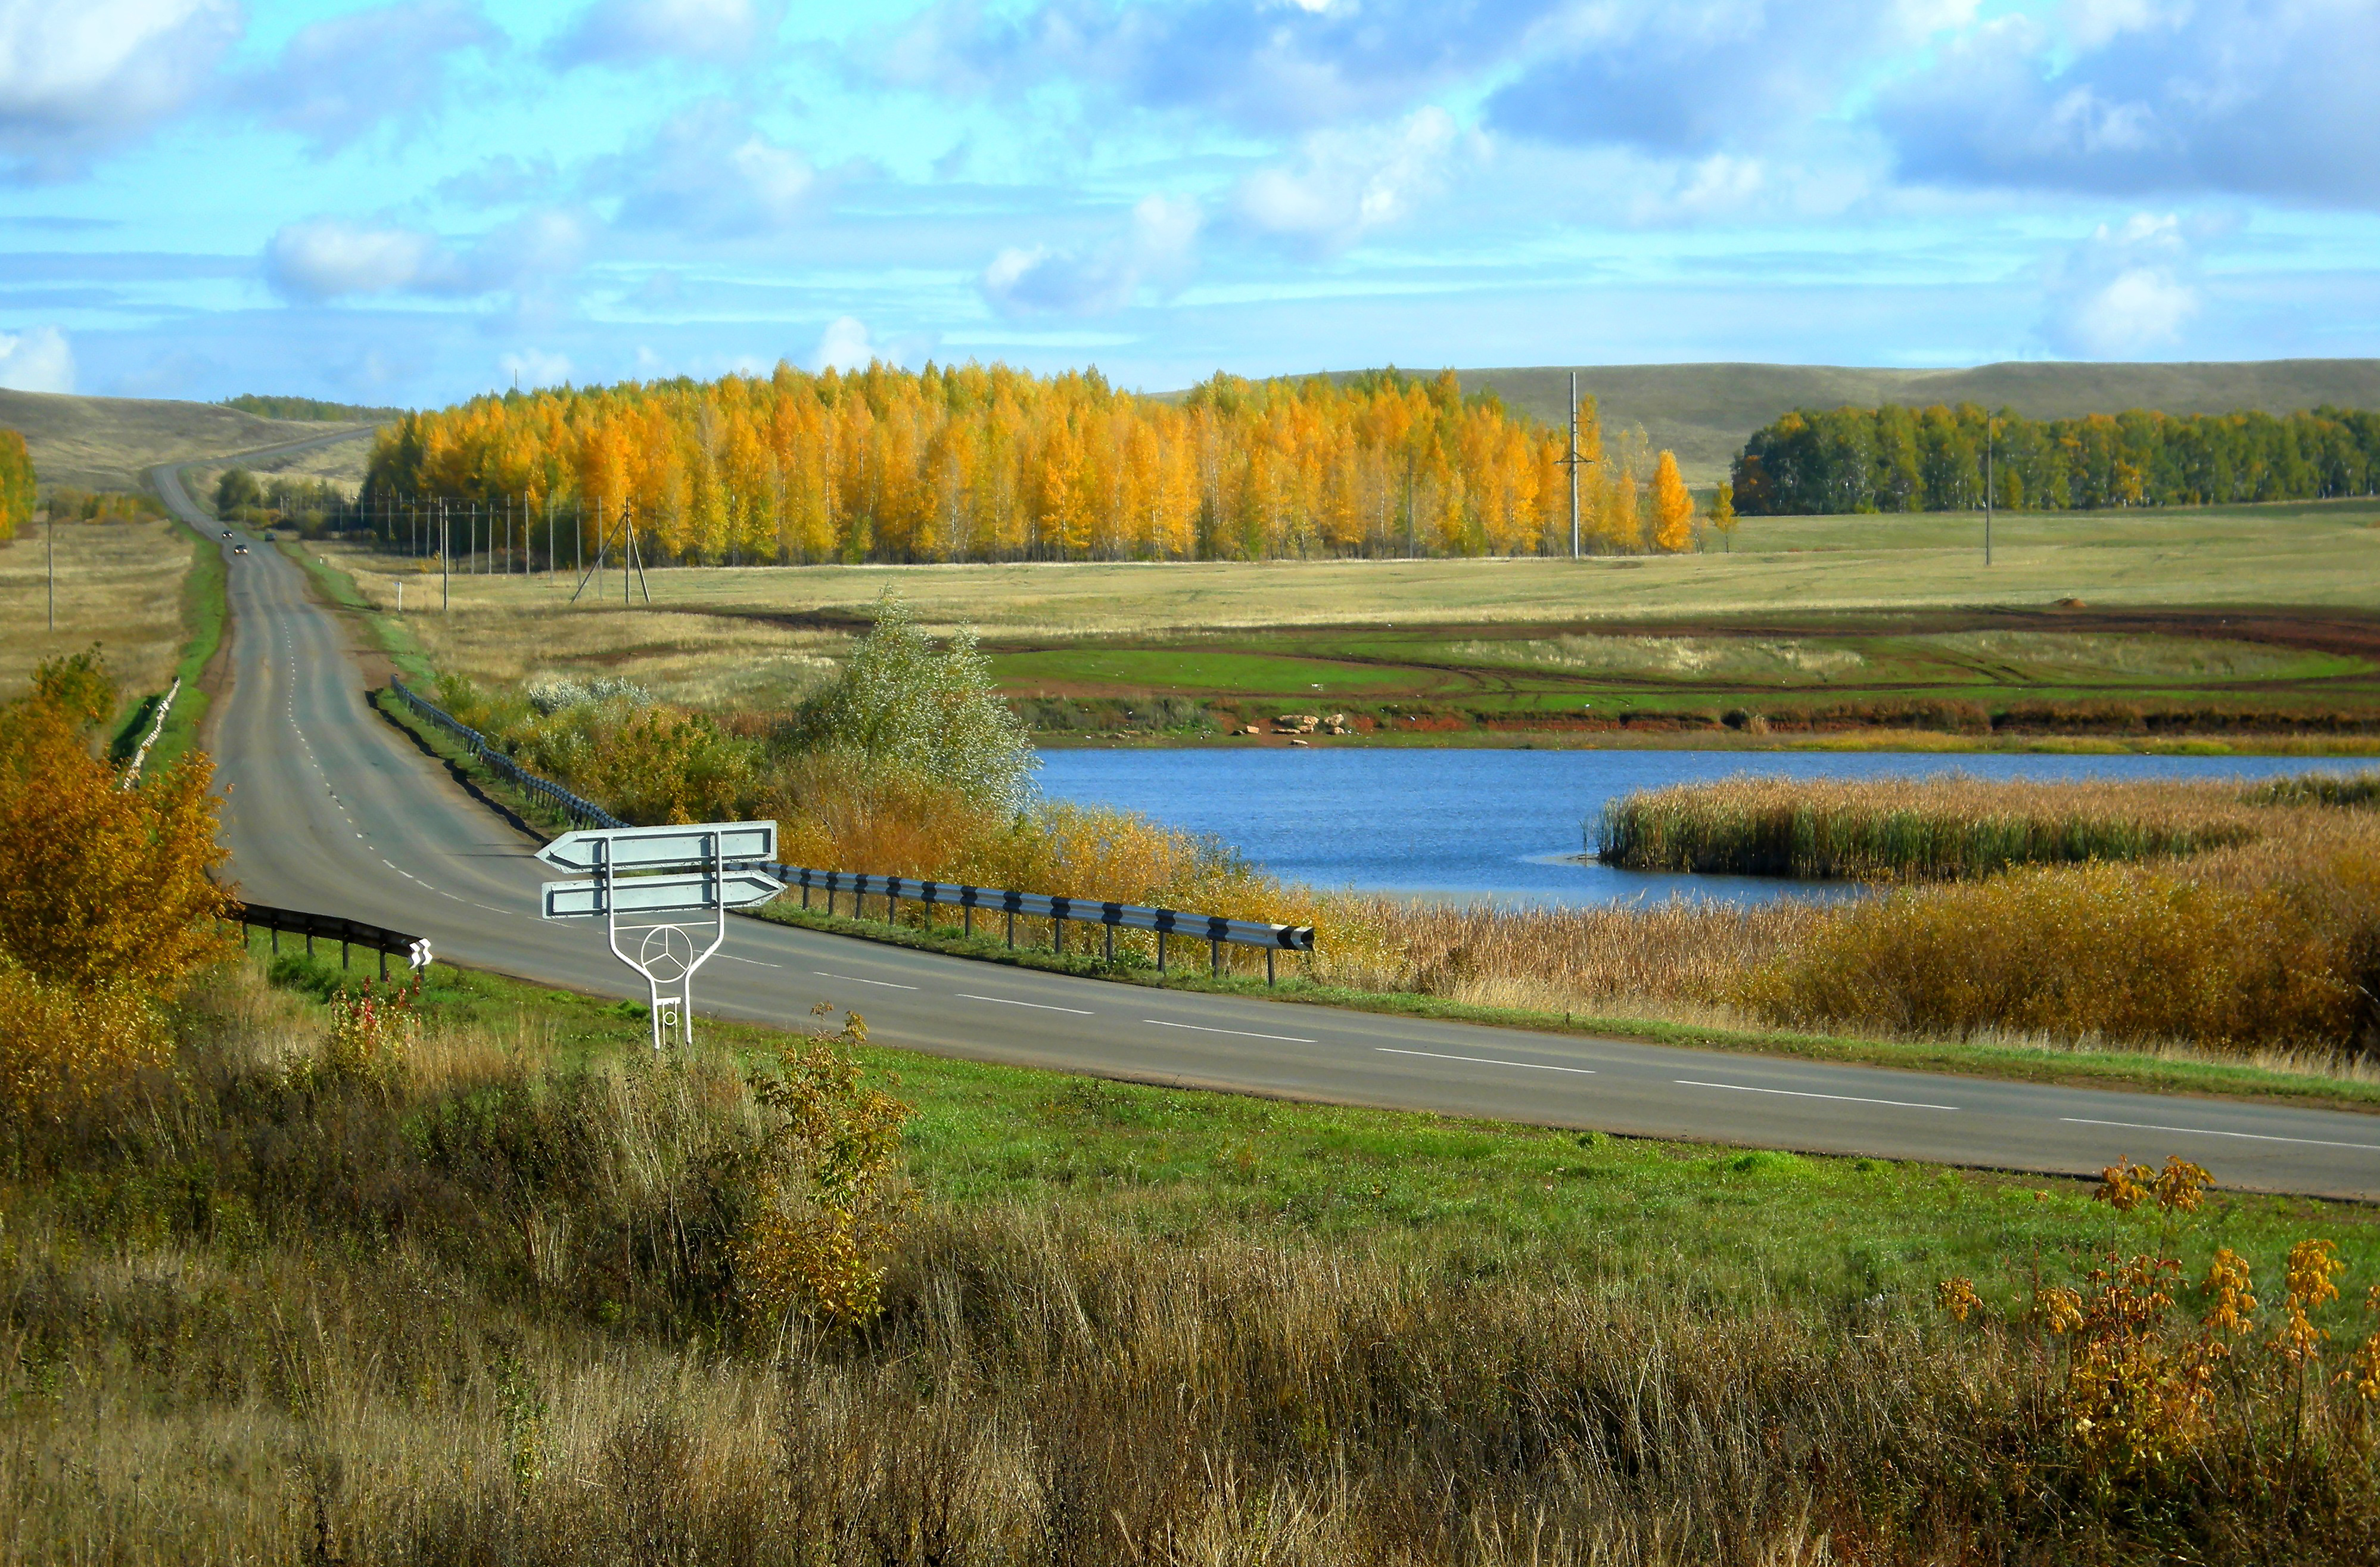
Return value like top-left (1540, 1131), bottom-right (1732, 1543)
top-left (1034, 747), bottom-right (2374, 907)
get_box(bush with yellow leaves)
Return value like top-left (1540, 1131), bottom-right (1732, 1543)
top-left (732, 1009), bottom-right (913, 1335)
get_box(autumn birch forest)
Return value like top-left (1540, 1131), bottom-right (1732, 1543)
top-left (362, 363), bottom-right (1700, 565)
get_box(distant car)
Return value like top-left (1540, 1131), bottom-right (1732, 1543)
top-left (221, 528), bottom-right (233, 538)
top-left (234, 545), bottom-right (248, 555)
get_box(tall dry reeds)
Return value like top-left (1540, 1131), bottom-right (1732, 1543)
top-left (1598, 773), bottom-right (2267, 881)
top-left (18, 962), bottom-right (2380, 1561)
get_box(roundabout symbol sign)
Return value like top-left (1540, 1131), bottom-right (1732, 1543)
top-left (536, 820), bottom-right (784, 1050)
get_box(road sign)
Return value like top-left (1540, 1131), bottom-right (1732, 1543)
top-left (542, 868), bottom-right (785, 919)
top-left (535, 820), bottom-right (777, 874)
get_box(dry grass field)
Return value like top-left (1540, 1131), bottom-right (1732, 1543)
top-left (322, 499), bottom-right (2380, 645)
top-left (0, 388), bottom-right (371, 493)
top-left (0, 517), bottom-right (195, 717)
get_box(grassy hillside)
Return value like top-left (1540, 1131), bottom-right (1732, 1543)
top-left (1449, 359), bottom-right (2380, 486)
top-left (0, 388), bottom-right (376, 492)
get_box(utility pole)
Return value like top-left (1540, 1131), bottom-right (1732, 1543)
top-left (46, 502), bottom-right (55, 631)
top-left (1984, 415), bottom-right (1995, 568)
top-left (440, 500), bottom-right (450, 611)
top-left (1558, 369), bottom-right (1596, 559)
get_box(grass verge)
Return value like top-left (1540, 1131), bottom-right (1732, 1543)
top-left (144, 509), bottom-right (228, 774)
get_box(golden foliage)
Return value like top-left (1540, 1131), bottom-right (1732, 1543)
top-left (735, 1010), bottom-right (914, 1333)
top-left (0, 960), bottom-right (165, 1122)
top-left (2202, 1248), bottom-right (2258, 1342)
top-left (0, 666), bottom-right (232, 992)
top-left (1936, 1276), bottom-right (1981, 1323)
top-left (1650, 449), bottom-right (1694, 552)
top-left (365, 363), bottom-right (1663, 564)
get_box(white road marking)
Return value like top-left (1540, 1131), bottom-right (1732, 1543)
top-left (959, 993), bottom-right (1094, 1014)
top-left (1147, 1019), bottom-right (1315, 1043)
top-left (1377, 1046), bottom-right (1595, 1075)
top-left (1675, 1080), bottom-right (1959, 1112)
top-left (722, 954), bottom-right (783, 968)
top-left (814, 970), bottom-right (914, 988)
top-left (2060, 1117), bottom-right (2380, 1151)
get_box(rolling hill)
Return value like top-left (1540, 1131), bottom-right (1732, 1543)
top-left (0, 388), bottom-right (379, 493)
top-left (1447, 360), bottom-right (2380, 486)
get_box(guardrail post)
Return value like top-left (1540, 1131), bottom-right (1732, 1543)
top-left (1104, 918), bottom-right (1113, 965)
top-left (1005, 907), bottom-right (1014, 947)
top-left (341, 932), bottom-right (350, 970)
top-left (1211, 938), bottom-right (1221, 977)
top-left (1157, 931), bottom-right (1166, 972)
top-left (1267, 949), bottom-right (1275, 986)
top-left (379, 944), bottom-right (389, 982)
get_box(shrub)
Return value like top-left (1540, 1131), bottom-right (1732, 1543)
top-left (0, 959), bottom-right (165, 1124)
top-left (1744, 861), bottom-right (2354, 1052)
top-left (790, 590), bottom-right (1036, 812)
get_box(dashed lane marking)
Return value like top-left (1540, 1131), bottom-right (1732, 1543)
top-left (814, 971), bottom-right (916, 988)
top-left (1675, 1080), bottom-right (1958, 1112)
top-left (1146, 1019), bottom-right (1315, 1044)
top-left (960, 993), bottom-right (1094, 1015)
top-left (1377, 1046), bottom-right (1595, 1075)
top-left (2059, 1117), bottom-right (2380, 1152)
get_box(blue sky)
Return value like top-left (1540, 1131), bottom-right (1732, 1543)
top-left (1, 0), bottom-right (2376, 405)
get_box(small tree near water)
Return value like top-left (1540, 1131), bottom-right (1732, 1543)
top-left (796, 590), bottom-right (1037, 812)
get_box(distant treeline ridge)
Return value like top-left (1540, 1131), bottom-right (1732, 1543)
top-left (220, 394), bottom-right (407, 424)
top-left (360, 362), bottom-right (1700, 564)
top-left (1732, 403), bottom-right (2380, 515)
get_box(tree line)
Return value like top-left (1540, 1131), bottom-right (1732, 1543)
top-left (0, 429), bottom-right (31, 543)
top-left (1731, 402), bottom-right (2380, 515)
top-left (361, 362), bottom-right (1701, 565)
top-left (211, 469), bottom-right (365, 538)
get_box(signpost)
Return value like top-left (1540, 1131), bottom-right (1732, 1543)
top-left (537, 820), bottom-right (783, 1051)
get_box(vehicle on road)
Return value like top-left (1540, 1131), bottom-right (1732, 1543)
top-left (234, 544), bottom-right (248, 555)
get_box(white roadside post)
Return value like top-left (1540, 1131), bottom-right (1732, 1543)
top-left (537, 820), bottom-right (783, 1051)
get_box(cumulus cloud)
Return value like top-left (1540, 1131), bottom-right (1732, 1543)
top-left (605, 101), bottom-right (818, 237)
top-left (0, 0), bottom-right (241, 179)
top-left (265, 210), bottom-right (591, 302)
top-left (2039, 213), bottom-right (2202, 359)
top-left (546, 0), bottom-right (782, 69)
top-left (499, 347), bottom-right (573, 388)
top-left (875, 0), bottom-right (1539, 132)
top-left (240, 1), bottom-right (500, 153)
top-left (981, 193), bottom-right (1199, 316)
top-left (1876, 0), bottom-right (2380, 207)
top-left (1486, 0), bottom-right (1971, 156)
top-left (0, 324), bottom-right (73, 391)
top-left (811, 316), bottom-right (878, 372)
top-left (1235, 106), bottom-right (1463, 251)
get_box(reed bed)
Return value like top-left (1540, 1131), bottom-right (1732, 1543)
top-left (13, 968), bottom-right (2380, 1563)
top-left (1598, 773), bottom-right (2269, 881)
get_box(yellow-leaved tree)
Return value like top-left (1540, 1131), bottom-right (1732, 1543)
top-left (1651, 449), bottom-right (1695, 552)
top-left (1709, 480), bottom-right (1737, 553)
top-left (0, 651), bottom-right (232, 1128)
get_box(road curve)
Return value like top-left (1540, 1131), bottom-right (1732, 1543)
top-left (157, 478), bottom-right (2380, 1199)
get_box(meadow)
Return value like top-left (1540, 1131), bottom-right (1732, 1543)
top-left (0, 514), bottom-right (209, 754)
top-left (312, 499), bottom-right (2380, 744)
top-left (11, 945), bottom-right (2380, 1562)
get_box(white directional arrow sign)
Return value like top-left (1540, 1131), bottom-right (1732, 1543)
top-left (542, 868), bottom-right (785, 919)
top-left (535, 820), bottom-right (777, 874)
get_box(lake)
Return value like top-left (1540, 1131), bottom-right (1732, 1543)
top-left (1034, 747), bottom-right (2375, 907)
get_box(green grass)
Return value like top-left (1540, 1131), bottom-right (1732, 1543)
top-left (244, 935), bottom-right (2380, 1307)
top-left (141, 512), bottom-right (228, 774)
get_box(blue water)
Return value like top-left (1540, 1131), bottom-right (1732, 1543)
top-left (1034, 747), bottom-right (2375, 907)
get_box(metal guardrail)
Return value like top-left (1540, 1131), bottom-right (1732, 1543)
top-left (387, 676), bottom-right (626, 829)
top-left (780, 866), bottom-right (1315, 982)
top-left (234, 900), bottom-right (431, 981)
top-left (118, 676), bottom-right (179, 790)
top-left (385, 679), bottom-right (1318, 982)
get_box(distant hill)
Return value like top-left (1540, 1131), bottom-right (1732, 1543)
top-left (0, 389), bottom-right (377, 493)
top-left (1440, 360), bottom-right (2380, 487)
top-left (219, 393), bottom-right (408, 424)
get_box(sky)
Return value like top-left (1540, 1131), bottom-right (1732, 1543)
top-left (1, 0), bottom-right (2377, 407)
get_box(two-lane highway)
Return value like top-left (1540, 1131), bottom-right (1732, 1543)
top-left (160, 469), bottom-right (2380, 1199)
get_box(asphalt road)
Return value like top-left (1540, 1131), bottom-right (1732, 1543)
top-left (155, 468), bottom-right (2380, 1199)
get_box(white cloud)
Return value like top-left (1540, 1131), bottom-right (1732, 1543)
top-left (499, 348), bottom-right (573, 389)
top-left (242, 1), bottom-right (499, 153)
top-left (0, 325), bottom-right (73, 392)
top-left (546, 0), bottom-right (781, 68)
top-left (1878, 0), bottom-right (2380, 208)
top-left (265, 210), bottom-right (591, 301)
top-left (0, 0), bottom-right (241, 179)
top-left (2040, 213), bottom-right (2202, 358)
top-left (811, 316), bottom-right (878, 372)
top-left (1235, 107), bottom-right (1461, 251)
top-left (981, 193), bottom-right (1200, 317)
top-left (606, 101), bottom-right (819, 237)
